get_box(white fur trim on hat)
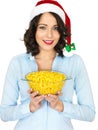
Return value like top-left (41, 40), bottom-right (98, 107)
top-left (30, 3), bottom-right (65, 23)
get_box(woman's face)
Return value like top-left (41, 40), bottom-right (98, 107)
top-left (35, 12), bottom-right (60, 51)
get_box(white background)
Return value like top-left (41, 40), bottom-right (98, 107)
top-left (0, 0), bottom-right (97, 129)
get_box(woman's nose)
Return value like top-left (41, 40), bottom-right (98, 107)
top-left (47, 29), bottom-right (53, 38)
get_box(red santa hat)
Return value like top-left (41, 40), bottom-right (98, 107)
top-left (30, 0), bottom-right (76, 52)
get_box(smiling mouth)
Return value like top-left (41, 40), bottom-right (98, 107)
top-left (43, 40), bottom-right (54, 45)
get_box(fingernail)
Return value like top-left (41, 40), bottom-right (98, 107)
top-left (36, 91), bottom-right (38, 94)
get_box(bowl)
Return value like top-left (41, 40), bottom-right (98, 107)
top-left (25, 71), bottom-right (67, 95)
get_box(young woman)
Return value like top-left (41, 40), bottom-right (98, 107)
top-left (0, 0), bottom-right (95, 130)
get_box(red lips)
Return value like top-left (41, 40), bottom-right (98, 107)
top-left (43, 40), bottom-right (53, 45)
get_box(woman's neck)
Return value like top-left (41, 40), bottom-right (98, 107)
top-left (35, 50), bottom-right (57, 60)
top-left (34, 50), bottom-right (57, 71)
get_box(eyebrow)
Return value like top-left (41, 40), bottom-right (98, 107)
top-left (38, 24), bottom-right (58, 26)
top-left (38, 24), bottom-right (47, 26)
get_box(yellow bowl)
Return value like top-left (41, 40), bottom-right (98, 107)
top-left (25, 71), bottom-right (67, 95)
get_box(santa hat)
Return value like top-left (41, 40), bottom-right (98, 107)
top-left (30, 0), bottom-right (76, 52)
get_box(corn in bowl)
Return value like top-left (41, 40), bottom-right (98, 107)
top-left (25, 71), bottom-right (67, 95)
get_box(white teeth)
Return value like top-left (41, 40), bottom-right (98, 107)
top-left (45, 40), bottom-right (52, 42)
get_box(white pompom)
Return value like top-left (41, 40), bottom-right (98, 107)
top-left (63, 48), bottom-right (76, 57)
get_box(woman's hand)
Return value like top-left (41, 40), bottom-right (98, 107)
top-left (44, 92), bottom-right (64, 112)
top-left (28, 89), bottom-right (44, 112)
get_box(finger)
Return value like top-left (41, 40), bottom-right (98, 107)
top-left (27, 88), bottom-right (33, 94)
top-left (33, 95), bottom-right (44, 103)
top-left (45, 94), bottom-right (57, 103)
top-left (36, 95), bottom-right (44, 102)
top-left (55, 91), bottom-right (62, 96)
top-left (47, 94), bottom-right (57, 100)
top-left (30, 91), bottom-right (39, 98)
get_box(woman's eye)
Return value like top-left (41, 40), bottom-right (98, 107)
top-left (38, 26), bottom-right (46, 30)
top-left (53, 26), bottom-right (59, 30)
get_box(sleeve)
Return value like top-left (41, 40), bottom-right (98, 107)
top-left (62, 55), bottom-right (96, 121)
top-left (0, 58), bottom-right (31, 121)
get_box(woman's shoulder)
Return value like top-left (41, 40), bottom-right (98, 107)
top-left (62, 54), bottom-right (85, 69)
top-left (10, 53), bottom-right (31, 61)
top-left (8, 53), bottom-right (32, 65)
top-left (70, 54), bottom-right (83, 60)
top-left (62, 54), bottom-right (83, 62)
top-left (56, 54), bottom-right (84, 69)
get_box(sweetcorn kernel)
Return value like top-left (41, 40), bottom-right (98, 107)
top-left (26, 71), bottom-right (67, 95)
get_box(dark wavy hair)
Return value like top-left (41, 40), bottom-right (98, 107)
top-left (24, 12), bottom-right (70, 57)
